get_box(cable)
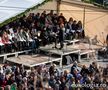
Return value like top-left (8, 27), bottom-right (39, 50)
top-left (0, 6), bottom-right (28, 10)
top-left (0, 8), bottom-right (25, 11)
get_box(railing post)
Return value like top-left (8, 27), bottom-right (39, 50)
top-left (3, 55), bottom-right (7, 63)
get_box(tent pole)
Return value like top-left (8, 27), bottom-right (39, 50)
top-left (57, 0), bottom-right (61, 15)
top-left (83, 6), bottom-right (86, 30)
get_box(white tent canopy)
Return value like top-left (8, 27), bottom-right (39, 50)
top-left (0, 0), bottom-right (44, 23)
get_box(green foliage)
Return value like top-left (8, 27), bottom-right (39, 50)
top-left (82, 0), bottom-right (108, 9)
top-left (82, 0), bottom-right (95, 3)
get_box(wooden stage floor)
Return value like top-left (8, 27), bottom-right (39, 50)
top-left (40, 44), bottom-right (80, 55)
top-left (6, 54), bottom-right (61, 67)
top-left (40, 47), bottom-right (80, 56)
top-left (40, 43), bottom-right (102, 55)
top-left (6, 42), bottom-right (102, 67)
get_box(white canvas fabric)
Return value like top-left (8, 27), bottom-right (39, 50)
top-left (0, 0), bottom-right (44, 23)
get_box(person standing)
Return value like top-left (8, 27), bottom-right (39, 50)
top-left (58, 23), bottom-right (65, 49)
top-left (106, 34), bottom-right (108, 47)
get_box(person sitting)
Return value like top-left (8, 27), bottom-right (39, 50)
top-left (7, 30), bottom-right (18, 52)
top-left (17, 28), bottom-right (27, 50)
top-left (45, 14), bottom-right (53, 28)
top-left (70, 61), bottom-right (79, 77)
top-left (36, 75), bottom-right (43, 90)
top-left (72, 20), bottom-right (77, 39)
top-left (1, 31), bottom-right (12, 53)
top-left (25, 29), bottom-right (36, 52)
top-left (76, 21), bottom-right (85, 38)
top-left (0, 36), bottom-right (4, 54)
top-left (88, 62), bottom-right (99, 76)
top-left (65, 17), bottom-right (74, 40)
top-left (40, 27), bottom-right (49, 46)
top-left (80, 65), bottom-right (89, 77)
top-left (103, 64), bottom-right (108, 78)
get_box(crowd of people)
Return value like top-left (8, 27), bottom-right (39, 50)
top-left (0, 10), bottom-right (85, 54)
top-left (0, 61), bottom-right (108, 90)
top-left (0, 6), bottom-right (107, 90)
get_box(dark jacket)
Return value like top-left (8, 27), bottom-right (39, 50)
top-left (58, 29), bottom-right (64, 41)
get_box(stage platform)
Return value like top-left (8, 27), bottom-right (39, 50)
top-left (40, 42), bottom-right (102, 62)
top-left (6, 54), bottom-right (61, 67)
top-left (0, 50), bottom-right (32, 62)
top-left (3, 41), bottom-right (103, 67)
top-left (40, 46), bottom-right (80, 56)
top-left (40, 45), bottom-right (81, 66)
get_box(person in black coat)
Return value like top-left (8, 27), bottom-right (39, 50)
top-left (58, 23), bottom-right (65, 49)
top-left (58, 13), bottom-right (66, 25)
top-left (80, 65), bottom-right (89, 77)
top-left (106, 34), bottom-right (108, 47)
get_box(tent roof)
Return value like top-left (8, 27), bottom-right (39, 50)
top-left (0, 0), bottom-right (44, 23)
